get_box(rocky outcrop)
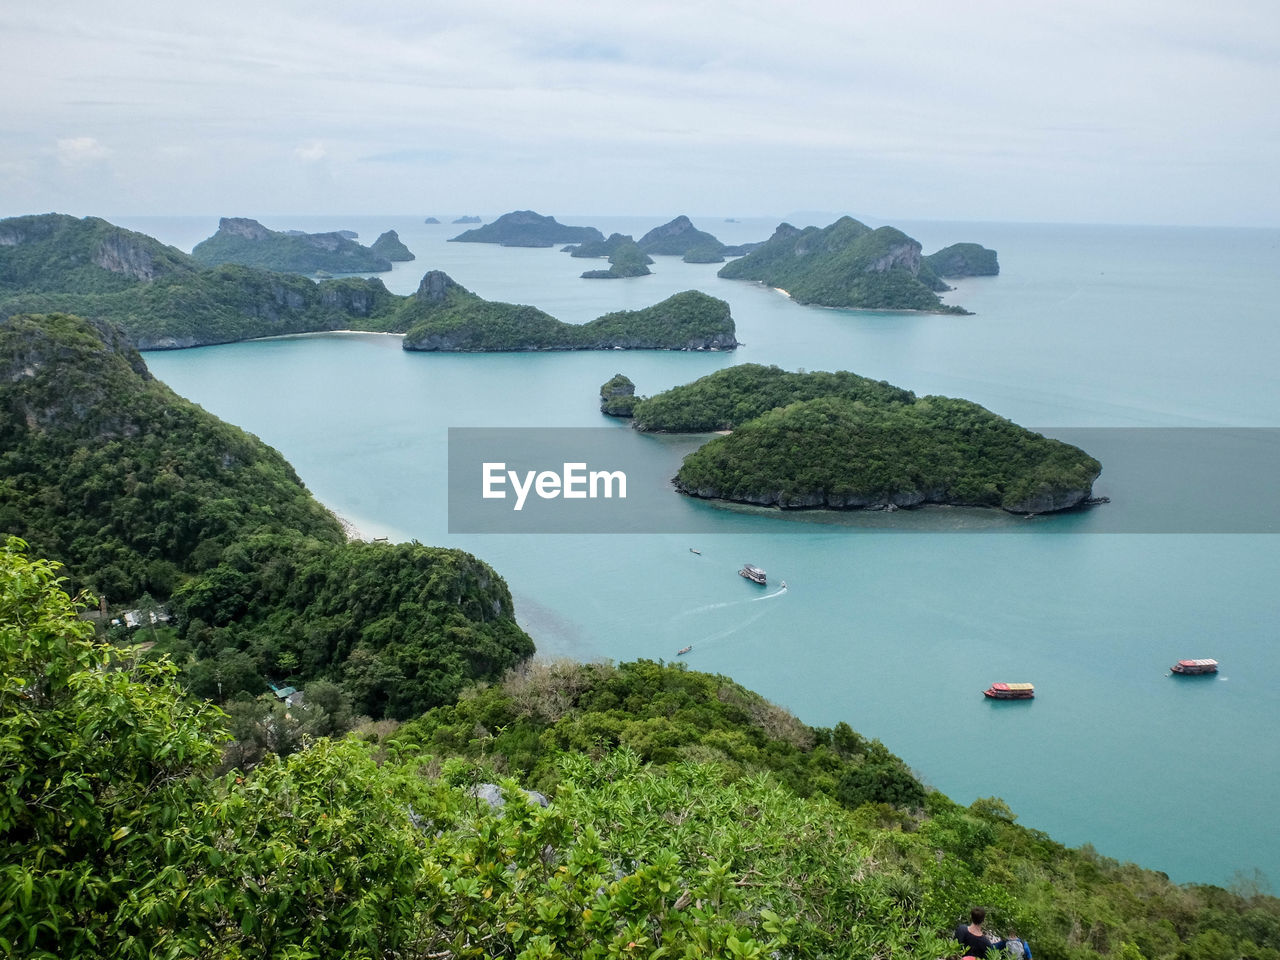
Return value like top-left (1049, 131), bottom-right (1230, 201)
top-left (414, 269), bottom-right (461, 305)
top-left (600, 374), bottom-right (637, 417)
top-left (1003, 486), bottom-right (1092, 514)
top-left (319, 277), bottom-right (392, 316)
top-left (218, 217), bottom-right (273, 241)
top-left (672, 480), bottom-right (1091, 513)
top-left (91, 229), bottom-right (169, 281)
top-left (370, 229), bottom-right (415, 262)
top-left (868, 238), bottom-right (922, 274)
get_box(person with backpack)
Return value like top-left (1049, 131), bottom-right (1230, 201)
top-left (1004, 930), bottom-right (1031, 959)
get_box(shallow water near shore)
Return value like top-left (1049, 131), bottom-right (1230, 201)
top-left (141, 214), bottom-right (1280, 886)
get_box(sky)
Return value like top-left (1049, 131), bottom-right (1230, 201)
top-left (3, 0), bottom-right (1279, 227)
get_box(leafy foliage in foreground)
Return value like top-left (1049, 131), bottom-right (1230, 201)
top-left (394, 658), bottom-right (926, 811)
top-left (401, 272), bottom-right (736, 350)
top-left (4, 541), bottom-right (1280, 960)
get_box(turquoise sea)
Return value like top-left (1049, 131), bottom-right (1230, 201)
top-left (128, 213), bottom-right (1280, 887)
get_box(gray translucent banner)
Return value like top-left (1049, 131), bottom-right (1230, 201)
top-left (448, 427), bottom-right (1280, 534)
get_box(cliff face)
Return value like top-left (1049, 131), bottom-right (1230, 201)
top-left (0, 312), bottom-right (154, 440)
top-left (129, 271), bottom-right (397, 350)
top-left (91, 229), bottom-right (170, 281)
top-left (673, 478), bottom-right (1093, 513)
top-left (600, 374), bottom-right (637, 417)
top-left (0, 213), bottom-right (198, 294)
top-left (217, 217), bottom-right (273, 241)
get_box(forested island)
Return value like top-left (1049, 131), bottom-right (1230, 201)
top-left (370, 228), bottom-right (416, 261)
top-left (0, 213), bottom-right (730, 351)
top-left (191, 217), bottom-right (394, 273)
top-left (0, 213), bottom-right (400, 347)
top-left (580, 239), bottom-right (653, 278)
top-left (450, 209), bottom-right (605, 246)
top-left (400, 271), bottom-right (736, 350)
top-left (630, 364), bottom-right (1100, 514)
top-left (717, 217), bottom-right (997, 313)
top-left (637, 214), bottom-right (727, 256)
top-left (3, 313), bottom-right (1276, 959)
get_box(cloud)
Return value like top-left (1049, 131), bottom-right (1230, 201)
top-left (3, 1), bottom-right (1277, 224)
top-left (56, 136), bottom-right (110, 166)
top-left (359, 148), bottom-right (456, 164)
top-left (295, 141), bottom-right (326, 163)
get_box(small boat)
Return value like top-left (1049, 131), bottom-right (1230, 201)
top-left (984, 682), bottom-right (1035, 700)
top-left (739, 564), bottom-right (767, 585)
top-left (780, 581), bottom-right (787, 589)
top-left (689, 548), bottom-right (701, 555)
top-left (1171, 658), bottom-right (1219, 675)
top-left (676, 645), bottom-right (692, 656)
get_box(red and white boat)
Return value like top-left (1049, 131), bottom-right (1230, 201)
top-left (1171, 658), bottom-right (1218, 675)
top-left (983, 682), bottom-right (1035, 700)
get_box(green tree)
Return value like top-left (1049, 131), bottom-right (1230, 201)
top-left (0, 537), bottom-right (226, 957)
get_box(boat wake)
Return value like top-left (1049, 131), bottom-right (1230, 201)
top-left (689, 606), bottom-right (771, 648)
top-left (752, 585), bottom-right (788, 601)
top-left (671, 596), bottom-right (756, 619)
top-left (665, 575), bottom-right (787, 655)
